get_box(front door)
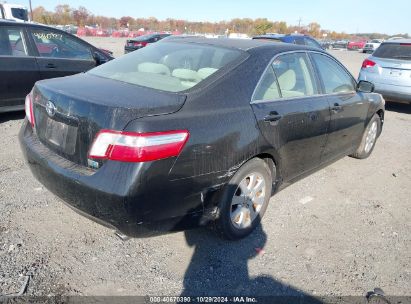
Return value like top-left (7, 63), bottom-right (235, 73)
top-left (251, 52), bottom-right (331, 181)
top-left (309, 53), bottom-right (369, 161)
top-left (28, 28), bottom-right (96, 79)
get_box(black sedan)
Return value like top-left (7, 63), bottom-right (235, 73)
top-left (19, 38), bottom-right (384, 240)
top-left (0, 20), bottom-right (113, 113)
top-left (124, 33), bottom-right (171, 53)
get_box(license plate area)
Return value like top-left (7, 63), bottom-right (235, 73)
top-left (389, 69), bottom-right (402, 77)
top-left (44, 118), bottom-right (78, 155)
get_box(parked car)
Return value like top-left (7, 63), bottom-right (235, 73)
top-left (331, 40), bottom-right (349, 49)
top-left (253, 34), bottom-right (323, 50)
top-left (347, 40), bottom-right (366, 50)
top-left (359, 39), bottom-right (411, 104)
top-left (20, 38), bottom-right (384, 240)
top-left (0, 2), bottom-right (29, 22)
top-left (124, 33), bottom-right (171, 53)
top-left (318, 39), bottom-right (333, 50)
top-left (363, 39), bottom-right (383, 53)
top-left (0, 20), bottom-right (113, 113)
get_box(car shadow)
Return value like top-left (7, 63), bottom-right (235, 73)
top-left (0, 111), bottom-right (25, 124)
top-left (180, 224), bottom-right (323, 303)
top-left (385, 102), bottom-right (411, 114)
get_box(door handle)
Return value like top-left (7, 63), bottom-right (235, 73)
top-left (331, 103), bottom-right (343, 112)
top-left (264, 111), bottom-right (282, 123)
top-left (45, 63), bottom-right (56, 69)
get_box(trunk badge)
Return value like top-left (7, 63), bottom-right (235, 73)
top-left (46, 100), bottom-right (57, 117)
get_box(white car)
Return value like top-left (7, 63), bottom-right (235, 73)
top-left (0, 2), bottom-right (29, 22)
top-left (363, 39), bottom-right (383, 53)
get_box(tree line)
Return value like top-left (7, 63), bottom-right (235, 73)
top-left (32, 4), bottom-right (408, 40)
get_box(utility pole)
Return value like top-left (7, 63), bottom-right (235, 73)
top-left (29, 0), bottom-right (33, 21)
top-left (298, 17), bottom-right (302, 32)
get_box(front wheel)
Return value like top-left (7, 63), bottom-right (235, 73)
top-left (350, 114), bottom-right (381, 159)
top-left (215, 158), bottom-right (273, 240)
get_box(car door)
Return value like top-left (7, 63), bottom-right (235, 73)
top-left (250, 52), bottom-right (331, 181)
top-left (28, 27), bottom-right (96, 79)
top-left (0, 25), bottom-right (40, 111)
top-left (309, 52), bottom-right (369, 161)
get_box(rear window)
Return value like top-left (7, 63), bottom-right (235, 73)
top-left (11, 8), bottom-right (28, 21)
top-left (373, 43), bottom-right (411, 60)
top-left (89, 42), bottom-right (243, 92)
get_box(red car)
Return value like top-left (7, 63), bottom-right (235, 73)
top-left (347, 40), bottom-right (366, 50)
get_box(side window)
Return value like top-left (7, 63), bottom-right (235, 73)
top-left (30, 29), bottom-right (93, 60)
top-left (294, 37), bottom-right (305, 45)
top-left (272, 53), bottom-right (317, 98)
top-left (252, 66), bottom-right (280, 101)
top-left (305, 38), bottom-right (320, 49)
top-left (311, 53), bottom-right (355, 94)
top-left (0, 27), bottom-right (28, 57)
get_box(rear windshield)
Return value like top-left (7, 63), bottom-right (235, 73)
top-left (373, 43), bottom-right (411, 60)
top-left (89, 42), bottom-right (243, 92)
top-left (11, 8), bottom-right (28, 21)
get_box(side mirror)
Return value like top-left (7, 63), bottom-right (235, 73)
top-left (357, 80), bottom-right (374, 93)
top-left (93, 51), bottom-right (109, 66)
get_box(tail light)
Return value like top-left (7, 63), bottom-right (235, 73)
top-left (134, 41), bottom-right (147, 47)
top-left (362, 59), bottom-right (376, 69)
top-left (88, 130), bottom-right (189, 162)
top-left (24, 91), bottom-right (35, 128)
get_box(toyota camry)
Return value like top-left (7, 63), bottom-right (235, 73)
top-left (20, 38), bottom-right (384, 240)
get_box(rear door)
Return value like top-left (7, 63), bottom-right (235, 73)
top-left (0, 25), bottom-right (40, 110)
top-left (251, 52), bottom-right (331, 180)
top-left (27, 27), bottom-right (96, 79)
top-left (309, 52), bottom-right (368, 160)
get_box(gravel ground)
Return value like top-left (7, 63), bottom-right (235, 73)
top-left (0, 39), bottom-right (410, 300)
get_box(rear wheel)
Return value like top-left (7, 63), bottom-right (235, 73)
top-left (215, 158), bottom-right (273, 240)
top-left (350, 114), bottom-right (381, 159)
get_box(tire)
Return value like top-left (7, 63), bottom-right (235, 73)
top-left (215, 158), bottom-right (273, 240)
top-left (350, 114), bottom-right (381, 159)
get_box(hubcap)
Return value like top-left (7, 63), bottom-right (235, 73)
top-left (364, 121), bottom-right (377, 153)
top-left (230, 172), bottom-right (266, 229)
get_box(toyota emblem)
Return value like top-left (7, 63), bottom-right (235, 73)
top-left (46, 100), bottom-right (57, 117)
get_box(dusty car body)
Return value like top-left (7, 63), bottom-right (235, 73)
top-left (20, 38), bottom-right (384, 240)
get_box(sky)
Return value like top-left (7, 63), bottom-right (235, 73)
top-left (13, 0), bottom-right (410, 35)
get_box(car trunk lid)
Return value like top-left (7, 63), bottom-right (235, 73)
top-left (373, 57), bottom-right (411, 86)
top-left (32, 73), bottom-right (186, 167)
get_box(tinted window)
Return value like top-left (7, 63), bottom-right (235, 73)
top-left (373, 43), bottom-right (411, 60)
top-left (11, 8), bottom-right (28, 21)
top-left (294, 37), bottom-right (305, 45)
top-left (0, 27), bottom-right (28, 57)
top-left (30, 29), bottom-right (93, 60)
top-left (252, 66), bottom-right (280, 101)
top-left (305, 38), bottom-right (321, 49)
top-left (311, 53), bottom-right (355, 93)
top-left (272, 53), bottom-right (317, 98)
top-left (89, 42), bottom-right (243, 92)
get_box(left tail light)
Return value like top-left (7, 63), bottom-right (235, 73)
top-left (88, 130), bottom-right (189, 163)
top-left (24, 91), bottom-right (35, 128)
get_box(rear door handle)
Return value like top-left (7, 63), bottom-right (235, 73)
top-left (45, 63), bottom-right (56, 69)
top-left (264, 111), bottom-right (282, 123)
top-left (331, 103), bottom-right (343, 112)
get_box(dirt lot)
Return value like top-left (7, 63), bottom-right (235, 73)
top-left (0, 38), bottom-right (410, 300)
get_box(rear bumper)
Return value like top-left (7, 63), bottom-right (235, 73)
top-left (358, 73), bottom-right (411, 103)
top-left (124, 46), bottom-right (143, 54)
top-left (19, 121), bottom-right (208, 237)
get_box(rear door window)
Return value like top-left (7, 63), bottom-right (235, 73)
top-left (0, 27), bottom-right (28, 57)
top-left (30, 29), bottom-right (93, 60)
top-left (373, 43), bottom-right (411, 60)
top-left (252, 66), bottom-right (280, 101)
top-left (311, 53), bottom-right (356, 94)
top-left (271, 52), bottom-right (317, 98)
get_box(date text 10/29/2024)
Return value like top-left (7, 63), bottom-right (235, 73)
top-left (149, 297), bottom-right (258, 303)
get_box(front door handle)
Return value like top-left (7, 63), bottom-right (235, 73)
top-left (264, 111), bottom-right (282, 122)
top-left (331, 103), bottom-right (343, 112)
top-left (45, 63), bottom-right (56, 69)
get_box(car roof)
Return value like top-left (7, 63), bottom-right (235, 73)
top-left (0, 19), bottom-right (62, 31)
top-left (381, 39), bottom-right (411, 44)
top-left (163, 37), bottom-right (318, 52)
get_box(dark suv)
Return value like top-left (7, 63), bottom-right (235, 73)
top-left (0, 20), bottom-right (113, 113)
top-left (253, 34), bottom-right (323, 50)
top-left (124, 33), bottom-right (171, 53)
